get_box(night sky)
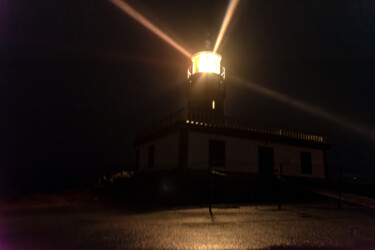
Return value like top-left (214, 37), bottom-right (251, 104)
top-left (1, 0), bottom-right (374, 196)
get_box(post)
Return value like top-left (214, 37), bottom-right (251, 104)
top-left (338, 166), bottom-right (342, 210)
top-left (278, 163), bottom-right (283, 210)
top-left (209, 167), bottom-right (213, 216)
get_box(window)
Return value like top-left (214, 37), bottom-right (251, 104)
top-left (148, 145), bottom-right (155, 168)
top-left (209, 140), bottom-right (225, 168)
top-left (301, 151), bottom-right (312, 174)
top-left (258, 146), bottom-right (274, 178)
top-left (135, 150), bottom-right (140, 170)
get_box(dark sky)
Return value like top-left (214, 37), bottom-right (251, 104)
top-left (1, 0), bottom-right (374, 196)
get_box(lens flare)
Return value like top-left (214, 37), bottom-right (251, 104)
top-left (192, 51), bottom-right (222, 75)
top-left (213, 0), bottom-right (241, 53)
top-left (231, 76), bottom-right (375, 141)
top-left (109, 0), bottom-right (191, 58)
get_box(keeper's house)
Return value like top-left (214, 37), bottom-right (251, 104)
top-left (134, 51), bottom-right (328, 183)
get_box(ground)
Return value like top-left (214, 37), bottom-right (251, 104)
top-left (1, 196), bottom-right (375, 249)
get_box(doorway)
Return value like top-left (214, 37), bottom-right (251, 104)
top-left (258, 146), bottom-right (274, 179)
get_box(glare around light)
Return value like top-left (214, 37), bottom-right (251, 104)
top-left (231, 75), bottom-right (375, 142)
top-left (109, 0), bottom-right (191, 58)
top-left (213, 0), bottom-right (241, 52)
top-left (192, 51), bottom-right (221, 75)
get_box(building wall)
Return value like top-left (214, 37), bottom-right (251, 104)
top-left (136, 132), bottom-right (179, 170)
top-left (188, 132), bottom-right (258, 172)
top-left (188, 131), bottom-right (325, 179)
top-left (272, 143), bottom-right (325, 178)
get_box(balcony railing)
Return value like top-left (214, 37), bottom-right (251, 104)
top-left (138, 108), bottom-right (326, 143)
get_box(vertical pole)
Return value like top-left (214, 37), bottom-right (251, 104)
top-left (278, 163), bottom-right (283, 210)
top-left (338, 166), bottom-right (342, 210)
top-left (254, 174), bottom-right (258, 210)
top-left (209, 168), bottom-right (213, 216)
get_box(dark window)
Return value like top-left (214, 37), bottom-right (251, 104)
top-left (258, 146), bottom-right (274, 179)
top-left (135, 150), bottom-right (140, 170)
top-left (301, 151), bottom-right (312, 174)
top-left (209, 140), bottom-right (225, 168)
top-left (148, 145), bottom-right (155, 168)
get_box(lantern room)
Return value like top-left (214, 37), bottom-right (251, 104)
top-left (187, 51), bottom-right (225, 80)
top-left (186, 51), bottom-right (226, 115)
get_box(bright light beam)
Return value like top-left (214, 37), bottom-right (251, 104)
top-left (231, 76), bottom-right (375, 141)
top-left (213, 0), bottom-right (241, 53)
top-left (109, 0), bottom-right (192, 58)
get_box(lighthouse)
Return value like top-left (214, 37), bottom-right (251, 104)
top-left (186, 51), bottom-right (226, 115)
top-left (133, 44), bottom-right (328, 202)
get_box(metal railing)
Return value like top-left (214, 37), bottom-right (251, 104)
top-left (138, 108), bottom-right (326, 143)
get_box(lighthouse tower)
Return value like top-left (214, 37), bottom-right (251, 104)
top-left (186, 50), bottom-right (226, 115)
top-left (134, 39), bottom-right (328, 193)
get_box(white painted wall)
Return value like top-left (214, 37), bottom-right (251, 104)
top-left (137, 132), bottom-right (179, 170)
top-left (188, 132), bottom-right (209, 170)
top-left (271, 143), bottom-right (325, 178)
top-left (188, 131), bottom-right (325, 179)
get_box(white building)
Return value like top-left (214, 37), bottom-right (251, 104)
top-left (134, 51), bottom-right (328, 183)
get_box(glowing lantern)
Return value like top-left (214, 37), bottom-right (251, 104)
top-left (191, 51), bottom-right (222, 75)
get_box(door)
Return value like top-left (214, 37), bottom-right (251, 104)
top-left (209, 140), bottom-right (225, 168)
top-left (258, 146), bottom-right (274, 179)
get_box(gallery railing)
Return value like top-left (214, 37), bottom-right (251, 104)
top-left (138, 108), bottom-right (326, 143)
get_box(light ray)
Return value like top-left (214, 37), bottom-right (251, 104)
top-left (213, 0), bottom-right (241, 53)
top-left (231, 76), bottom-right (375, 141)
top-left (109, 0), bottom-right (191, 58)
